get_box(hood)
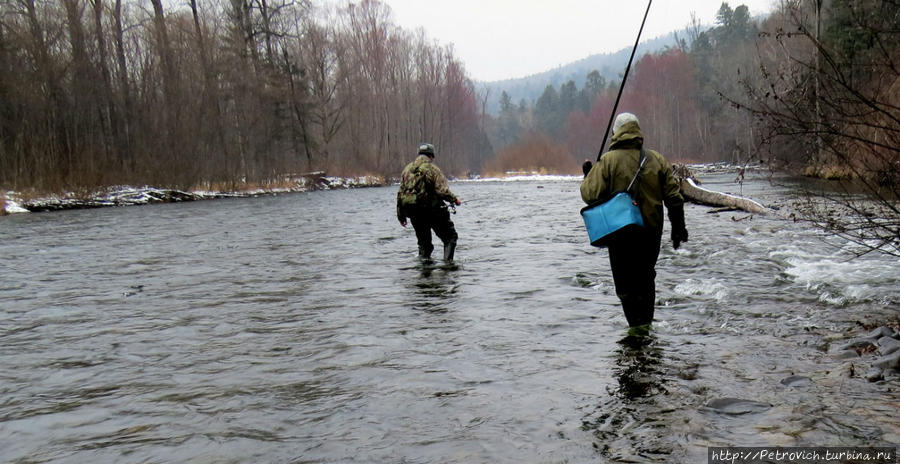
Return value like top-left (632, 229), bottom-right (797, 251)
top-left (609, 121), bottom-right (644, 150)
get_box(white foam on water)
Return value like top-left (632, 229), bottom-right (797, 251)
top-left (674, 278), bottom-right (729, 302)
top-left (778, 247), bottom-right (899, 306)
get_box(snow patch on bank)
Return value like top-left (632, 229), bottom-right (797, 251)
top-left (1, 194), bottom-right (29, 214)
top-left (0, 175), bottom-right (389, 214)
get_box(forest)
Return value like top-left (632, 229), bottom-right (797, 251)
top-left (1, 0), bottom-right (898, 253)
top-left (486, 1), bottom-right (898, 181)
top-left (0, 0), bottom-right (491, 192)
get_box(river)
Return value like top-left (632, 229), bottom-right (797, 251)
top-left (1, 172), bottom-right (897, 463)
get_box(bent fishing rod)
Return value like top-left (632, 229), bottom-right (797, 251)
top-left (596, 0), bottom-right (652, 162)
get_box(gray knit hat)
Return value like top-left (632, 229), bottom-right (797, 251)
top-left (613, 112), bottom-right (640, 133)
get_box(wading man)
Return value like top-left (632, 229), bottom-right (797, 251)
top-left (397, 143), bottom-right (461, 261)
top-left (581, 113), bottom-right (688, 329)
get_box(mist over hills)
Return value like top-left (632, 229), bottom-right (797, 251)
top-left (477, 33), bottom-right (679, 115)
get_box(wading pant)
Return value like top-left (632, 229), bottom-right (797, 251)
top-left (409, 206), bottom-right (458, 260)
top-left (607, 228), bottom-right (662, 327)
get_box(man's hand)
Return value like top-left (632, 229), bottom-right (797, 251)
top-left (672, 228), bottom-right (688, 249)
top-left (668, 204), bottom-right (688, 250)
top-left (454, 198), bottom-right (461, 206)
top-left (582, 159), bottom-right (593, 177)
top-left (400, 219), bottom-right (407, 227)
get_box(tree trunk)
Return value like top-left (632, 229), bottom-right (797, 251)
top-left (674, 165), bottom-right (768, 214)
top-left (149, 0), bottom-right (177, 106)
top-left (190, 0), bottom-right (230, 178)
top-left (91, 0), bottom-right (116, 172)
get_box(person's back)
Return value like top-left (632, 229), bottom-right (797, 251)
top-left (581, 118), bottom-right (682, 235)
top-left (580, 113), bottom-right (687, 329)
top-left (396, 143), bottom-right (461, 261)
top-left (398, 154), bottom-right (435, 208)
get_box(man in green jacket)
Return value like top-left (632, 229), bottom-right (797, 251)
top-left (397, 143), bottom-right (462, 261)
top-left (581, 113), bottom-right (688, 328)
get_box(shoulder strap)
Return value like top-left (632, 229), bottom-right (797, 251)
top-left (625, 148), bottom-right (647, 195)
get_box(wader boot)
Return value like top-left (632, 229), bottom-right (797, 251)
top-left (621, 293), bottom-right (654, 328)
top-left (607, 228), bottom-right (661, 328)
top-left (443, 239), bottom-right (457, 262)
top-left (411, 212), bottom-right (435, 259)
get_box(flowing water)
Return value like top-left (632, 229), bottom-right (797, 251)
top-left (1, 172), bottom-right (898, 463)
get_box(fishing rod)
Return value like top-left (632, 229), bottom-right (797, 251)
top-left (596, 0), bottom-right (653, 162)
top-left (447, 198), bottom-right (481, 215)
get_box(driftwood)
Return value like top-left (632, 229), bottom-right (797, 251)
top-left (673, 165), bottom-right (769, 215)
top-left (298, 171), bottom-right (328, 189)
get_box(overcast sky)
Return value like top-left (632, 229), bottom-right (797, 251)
top-left (384, 0), bottom-right (777, 82)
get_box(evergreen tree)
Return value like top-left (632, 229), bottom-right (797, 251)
top-left (558, 80), bottom-right (580, 116)
top-left (499, 90), bottom-right (513, 113)
top-left (585, 70), bottom-right (606, 97)
top-left (497, 90), bottom-right (521, 147)
top-left (534, 84), bottom-right (562, 139)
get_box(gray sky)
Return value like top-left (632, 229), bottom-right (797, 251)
top-left (385, 0), bottom-right (777, 81)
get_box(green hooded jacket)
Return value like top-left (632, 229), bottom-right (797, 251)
top-left (397, 154), bottom-right (458, 221)
top-left (580, 121), bottom-right (684, 234)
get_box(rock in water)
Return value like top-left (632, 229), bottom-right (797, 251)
top-left (864, 326), bottom-right (895, 340)
top-left (780, 375), bottom-right (812, 388)
top-left (839, 339), bottom-right (878, 352)
top-left (705, 398), bottom-right (772, 415)
top-left (873, 352), bottom-right (900, 370)
top-left (877, 336), bottom-right (900, 356)
top-left (865, 368), bottom-right (884, 382)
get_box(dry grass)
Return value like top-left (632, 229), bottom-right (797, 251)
top-left (802, 164), bottom-right (857, 180)
top-left (193, 179), bottom-right (305, 193)
top-left (5, 188), bottom-right (50, 203)
top-left (482, 133), bottom-right (580, 177)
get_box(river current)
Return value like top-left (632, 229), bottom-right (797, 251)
top-left (1, 172), bottom-right (897, 463)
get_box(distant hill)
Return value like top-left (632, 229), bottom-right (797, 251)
top-left (478, 33), bottom-right (679, 115)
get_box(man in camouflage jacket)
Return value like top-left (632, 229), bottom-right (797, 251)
top-left (581, 113), bottom-right (688, 329)
top-left (397, 143), bottom-right (461, 261)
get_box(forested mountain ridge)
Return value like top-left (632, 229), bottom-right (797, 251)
top-left (479, 33), bottom-right (678, 115)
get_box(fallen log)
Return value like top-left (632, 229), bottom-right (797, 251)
top-left (674, 165), bottom-right (769, 215)
top-left (297, 171), bottom-right (330, 190)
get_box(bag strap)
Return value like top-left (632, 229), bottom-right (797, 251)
top-left (625, 148), bottom-right (647, 196)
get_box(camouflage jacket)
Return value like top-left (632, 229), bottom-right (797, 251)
top-left (580, 121), bottom-right (684, 234)
top-left (396, 155), bottom-right (458, 221)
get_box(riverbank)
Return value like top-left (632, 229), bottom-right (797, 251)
top-left (2, 163), bottom-right (763, 215)
top-left (1, 174), bottom-right (388, 215)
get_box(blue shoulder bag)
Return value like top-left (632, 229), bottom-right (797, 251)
top-left (580, 149), bottom-right (647, 247)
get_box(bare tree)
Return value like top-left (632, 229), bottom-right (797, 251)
top-left (0, 0), bottom-right (488, 193)
top-left (741, 0), bottom-right (900, 256)
top-left (297, 18), bottom-right (345, 170)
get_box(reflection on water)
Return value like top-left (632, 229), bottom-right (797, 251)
top-left (407, 260), bottom-right (459, 313)
top-left (582, 332), bottom-right (677, 462)
top-left (1, 175), bottom-right (898, 462)
top-left (614, 333), bottom-right (666, 400)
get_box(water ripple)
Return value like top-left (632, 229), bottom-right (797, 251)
top-left (1, 176), bottom-right (897, 462)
